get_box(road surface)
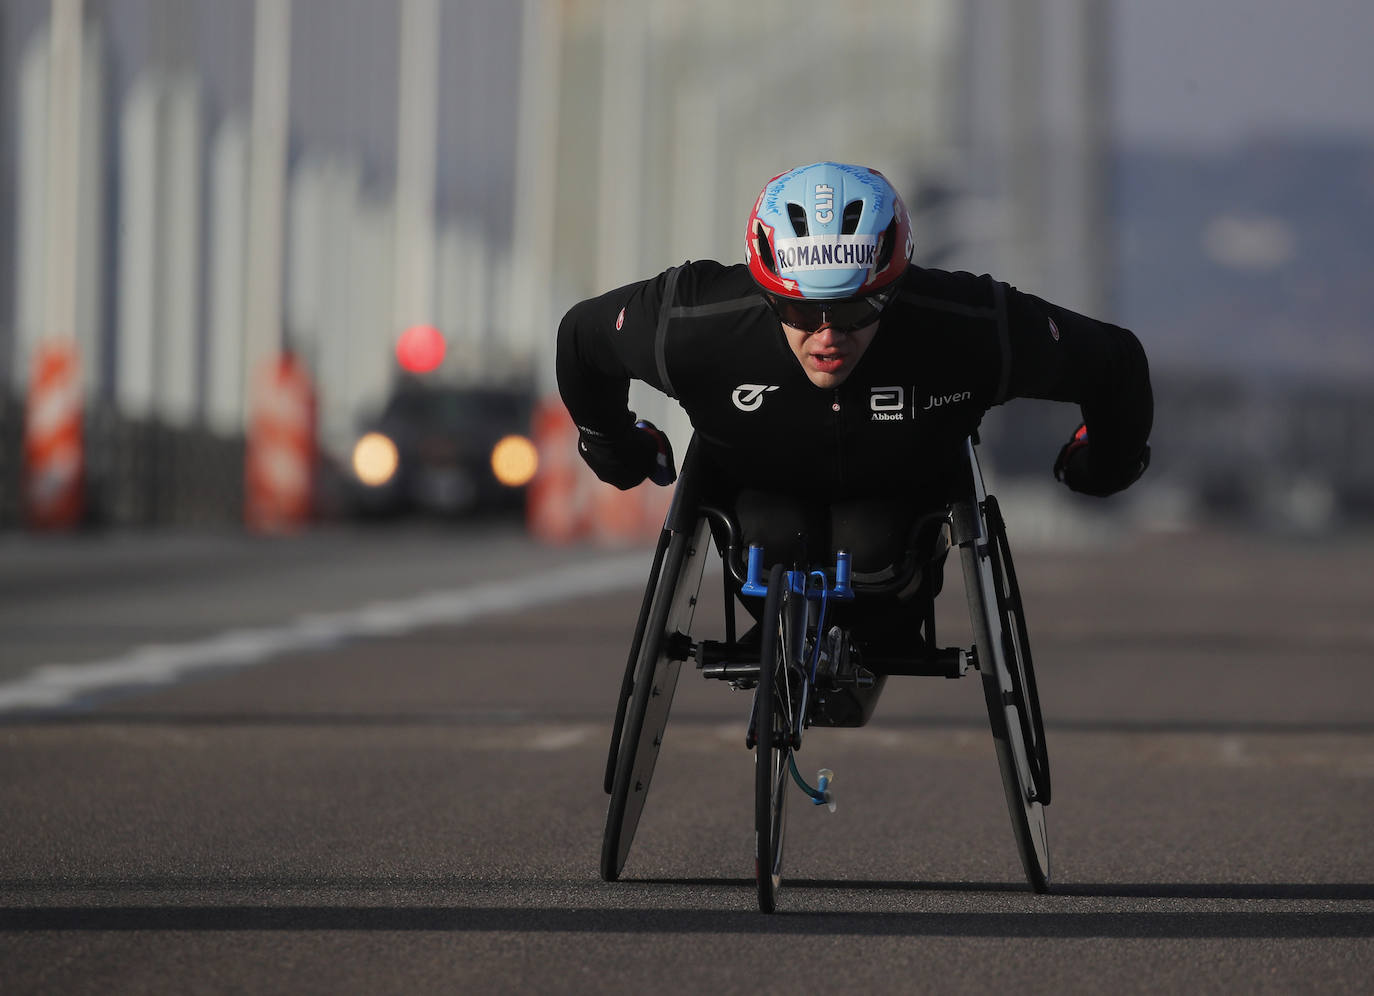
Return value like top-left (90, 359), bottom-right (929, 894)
top-left (1, 519), bottom-right (1370, 992)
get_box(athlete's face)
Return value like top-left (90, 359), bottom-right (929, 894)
top-left (782, 320), bottom-right (879, 389)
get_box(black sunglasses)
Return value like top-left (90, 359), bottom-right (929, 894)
top-left (762, 290), bottom-right (894, 334)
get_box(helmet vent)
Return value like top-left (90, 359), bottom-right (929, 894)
top-left (841, 200), bottom-right (864, 235)
top-left (875, 218), bottom-right (898, 271)
top-left (786, 203), bottom-right (809, 237)
top-left (754, 222), bottom-right (777, 274)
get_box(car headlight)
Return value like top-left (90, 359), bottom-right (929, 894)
top-left (490, 434), bottom-right (538, 488)
top-left (352, 432), bottom-right (400, 487)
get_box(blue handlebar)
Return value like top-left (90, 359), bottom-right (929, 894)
top-left (834, 549), bottom-right (853, 599)
top-left (740, 544), bottom-right (855, 602)
top-left (740, 544), bottom-right (769, 597)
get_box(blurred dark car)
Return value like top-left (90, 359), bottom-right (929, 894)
top-left (345, 377), bottom-right (538, 518)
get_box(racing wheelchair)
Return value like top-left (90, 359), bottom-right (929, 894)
top-left (600, 434), bottom-right (1051, 912)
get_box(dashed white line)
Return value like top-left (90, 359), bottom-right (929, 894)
top-left (0, 552), bottom-right (649, 712)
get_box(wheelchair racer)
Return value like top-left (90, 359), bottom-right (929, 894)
top-left (556, 161), bottom-right (1152, 670)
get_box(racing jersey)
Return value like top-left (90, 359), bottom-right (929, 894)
top-left (556, 260), bottom-right (1152, 505)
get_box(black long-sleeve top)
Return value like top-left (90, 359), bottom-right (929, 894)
top-left (557, 260), bottom-right (1152, 505)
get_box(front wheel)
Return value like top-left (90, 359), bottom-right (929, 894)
top-left (755, 563), bottom-right (792, 914)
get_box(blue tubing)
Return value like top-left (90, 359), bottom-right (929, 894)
top-left (787, 753), bottom-right (828, 804)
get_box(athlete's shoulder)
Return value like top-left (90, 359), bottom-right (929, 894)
top-left (670, 259), bottom-right (759, 306)
top-left (893, 266), bottom-right (1001, 311)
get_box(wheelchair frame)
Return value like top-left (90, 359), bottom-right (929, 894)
top-left (599, 434), bottom-right (1052, 911)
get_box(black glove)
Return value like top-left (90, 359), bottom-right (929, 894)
top-left (634, 420), bottom-right (678, 486)
top-left (577, 419), bottom-right (678, 490)
top-left (1053, 423), bottom-right (1150, 497)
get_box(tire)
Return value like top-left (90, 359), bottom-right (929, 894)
top-left (601, 520), bottom-right (709, 882)
top-left (755, 563), bottom-right (792, 913)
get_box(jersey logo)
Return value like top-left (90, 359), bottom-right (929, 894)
top-left (870, 386), bottom-right (905, 422)
top-left (615, 307), bottom-right (626, 331)
top-left (923, 390), bottom-right (973, 410)
top-left (732, 384), bottom-right (779, 412)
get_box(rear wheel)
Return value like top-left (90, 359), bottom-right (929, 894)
top-left (985, 495), bottom-right (1050, 803)
top-left (601, 520), bottom-right (709, 882)
top-left (755, 563), bottom-right (792, 914)
top-left (971, 497), bottom-right (1050, 892)
top-left (957, 444), bottom-right (1051, 893)
top-left (604, 528), bottom-right (672, 794)
top-left (978, 676), bottom-right (1051, 893)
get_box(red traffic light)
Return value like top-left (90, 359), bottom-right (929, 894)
top-left (396, 324), bottom-right (446, 373)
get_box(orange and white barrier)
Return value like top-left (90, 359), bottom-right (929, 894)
top-left (590, 471), bottom-right (671, 546)
top-left (526, 398), bottom-right (671, 546)
top-left (244, 353), bottom-right (317, 532)
top-left (526, 400), bottom-right (594, 544)
top-left (23, 339), bottom-right (85, 530)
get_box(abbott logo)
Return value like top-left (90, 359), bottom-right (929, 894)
top-left (732, 384), bottom-right (779, 412)
top-left (870, 386), bottom-right (904, 412)
top-left (870, 386), bottom-right (906, 422)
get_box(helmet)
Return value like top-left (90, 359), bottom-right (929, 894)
top-left (746, 162), bottom-right (913, 302)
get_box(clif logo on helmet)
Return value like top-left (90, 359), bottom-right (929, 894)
top-left (746, 162), bottom-right (913, 302)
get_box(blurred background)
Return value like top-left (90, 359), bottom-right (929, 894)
top-left (2, 0), bottom-right (1372, 538)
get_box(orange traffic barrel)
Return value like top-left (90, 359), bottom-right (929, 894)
top-left (244, 352), bottom-right (317, 532)
top-left (526, 398), bottom-right (593, 544)
top-left (23, 339), bottom-right (85, 530)
top-left (526, 398), bottom-right (673, 546)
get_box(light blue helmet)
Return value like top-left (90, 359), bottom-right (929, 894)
top-left (746, 162), bottom-right (913, 301)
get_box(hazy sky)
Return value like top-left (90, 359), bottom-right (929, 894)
top-left (7, 0), bottom-right (1374, 152)
top-left (1114, 0), bottom-right (1374, 148)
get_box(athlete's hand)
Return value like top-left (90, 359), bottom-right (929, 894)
top-left (634, 420), bottom-right (678, 486)
top-left (577, 419), bottom-right (677, 490)
top-left (1053, 423), bottom-right (1150, 497)
top-left (1052, 424), bottom-right (1091, 489)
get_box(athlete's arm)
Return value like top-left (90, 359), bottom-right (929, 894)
top-left (1000, 286), bottom-right (1153, 495)
top-left (555, 268), bottom-right (682, 488)
top-left (555, 271), bottom-right (674, 437)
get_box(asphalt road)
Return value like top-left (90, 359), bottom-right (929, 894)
top-left (1, 519), bottom-right (1372, 993)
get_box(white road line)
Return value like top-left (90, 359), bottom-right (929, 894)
top-left (0, 552), bottom-right (649, 713)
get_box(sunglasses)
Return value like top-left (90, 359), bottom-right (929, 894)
top-left (762, 290), bottom-right (894, 334)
